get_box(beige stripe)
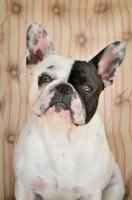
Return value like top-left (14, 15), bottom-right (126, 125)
top-left (26, 0), bottom-right (34, 25)
top-left (78, 0), bottom-right (88, 34)
top-left (9, 78), bottom-right (20, 133)
top-left (34, 0), bottom-right (42, 25)
top-left (0, 54), bottom-right (8, 100)
top-left (1, 17), bottom-right (10, 65)
top-left (17, 16), bottom-right (27, 65)
top-left (9, 15), bottom-right (19, 64)
top-left (0, 1), bottom-right (6, 25)
top-left (0, 119), bottom-right (5, 200)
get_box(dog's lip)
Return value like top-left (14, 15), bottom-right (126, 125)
top-left (46, 102), bottom-right (73, 114)
top-left (41, 102), bottom-right (75, 124)
top-left (49, 102), bottom-right (69, 109)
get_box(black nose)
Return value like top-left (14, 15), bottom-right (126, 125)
top-left (56, 84), bottom-right (73, 95)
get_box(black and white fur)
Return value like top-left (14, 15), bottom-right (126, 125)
top-left (14, 23), bottom-right (126, 200)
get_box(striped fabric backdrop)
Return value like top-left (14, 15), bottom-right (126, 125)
top-left (0, 0), bottom-right (132, 199)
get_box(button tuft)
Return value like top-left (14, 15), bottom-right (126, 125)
top-left (114, 97), bottom-right (121, 104)
top-left (79, 36), bottom-right (86, 44)
top-left (53, 7), bottom-right (60, 14)
top-left (13, 5), bottom-right (20, 13)
top-left (123, 33), bottom-right (131, 40)
top-left (99, 5), bottom-right (106, 12)
top-left (10, 69), bottom-right (17, 76)
top-left (8, 135), bottom-right (15, 143)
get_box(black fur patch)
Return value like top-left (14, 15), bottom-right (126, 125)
top-left (34, 193), bottom-right (43, 200)
top-left (68, 60), bottom-right (103, 123)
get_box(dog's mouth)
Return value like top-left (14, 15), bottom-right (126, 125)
top-left (48, 102), bottom-right (70, 112)
top-left (53, 102), bottom-right (69, 112)
top-left (35, 93), bottom-right (85, 126)
top-left (35, 89), bottom-right (86, 126)
top-left (47, 102), bottom-right (74, 120)
top-left (46, 102), bottom-right (79, 126)
top-left (48, 93), bottom-right (72, 113)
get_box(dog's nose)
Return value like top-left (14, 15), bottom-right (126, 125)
top-left (56, 84), bottom-right (73, 95)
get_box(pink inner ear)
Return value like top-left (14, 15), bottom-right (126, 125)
top-left (98, 43), bottom-right (124, 81)
top-left (98, 56), bottom-right (113, 80)
top-left (31, 26), bottom-right (50, 58)
top-left (27, 23), bottom-right (55, 66)
top-left (32, 37), bottom-right (49, 58)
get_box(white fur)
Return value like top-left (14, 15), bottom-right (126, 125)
top-left (14, 111), bottom-right (124, 200)
top-left (29, 54), bottom-right (86, 125)
top-left (14, 54), bottom-right (124, 200)
top-left (29, 54), bottom-right (74, 112)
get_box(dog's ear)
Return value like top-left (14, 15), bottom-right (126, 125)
top-left (26, 22), bottom-right (55, 68)
top-left (90, 41), bottom-right (126, 87)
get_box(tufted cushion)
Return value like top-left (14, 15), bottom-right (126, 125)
top-left (0, 0), bottom-right (132, 199)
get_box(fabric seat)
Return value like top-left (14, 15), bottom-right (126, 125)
top-left (0, 0), bottom-right (131, 199)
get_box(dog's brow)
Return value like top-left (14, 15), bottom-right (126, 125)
top-left (47, 65), bottom-right (54, 69)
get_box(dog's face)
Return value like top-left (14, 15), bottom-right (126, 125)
top-left (27, 23), bottom-right (126, 126)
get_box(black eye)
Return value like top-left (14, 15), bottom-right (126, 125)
top-left (82, 85), bottom-right (93, 92)
top-left (39, 75), bottom-right (51, 82)
top-left (38, 74), bottom-right (51, 87)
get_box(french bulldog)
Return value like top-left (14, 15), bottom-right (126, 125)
top-left (14, 22), bottom-right (126, 200)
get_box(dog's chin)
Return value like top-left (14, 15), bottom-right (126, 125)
top-left (42, 103), bottom-right (74, 127)
top-left (52, 103), bottom-right (69, 113)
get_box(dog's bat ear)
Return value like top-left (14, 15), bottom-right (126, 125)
top-left (26, 22), bottom-right (55, 68)
top-left (90, 41), bottom-right (126, 87)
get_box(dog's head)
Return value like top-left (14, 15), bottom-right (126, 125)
top-left (26, 23), bottom-right (126, 126)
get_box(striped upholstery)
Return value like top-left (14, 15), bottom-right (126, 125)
top-left (0, 0), bottom-right (132, 199)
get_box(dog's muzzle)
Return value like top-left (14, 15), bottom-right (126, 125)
top-left (48, 83), bottom-right (75, 111)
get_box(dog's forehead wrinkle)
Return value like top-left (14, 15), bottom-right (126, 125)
top-left (47, 65), bottom-right (55, 69)
top-left (43, 54), bottom-right (74, 68)
top-left (33, 54), bottom-right (74, 81)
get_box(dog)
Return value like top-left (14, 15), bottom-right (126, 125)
top-left (14, 22), bottom-right (126, 200)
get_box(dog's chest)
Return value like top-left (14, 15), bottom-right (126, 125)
top-left (15, 114), bottom-right (113, 199)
